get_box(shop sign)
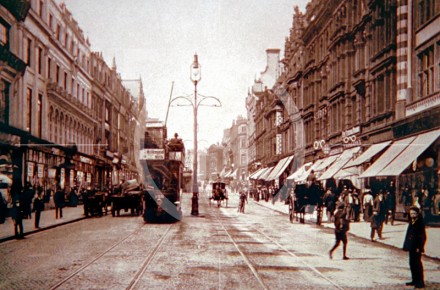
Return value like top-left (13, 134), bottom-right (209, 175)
top-left (87, 173), bottom-right (91, 183)
top-left (140, 149), bottom-right (165, 160)
top-left (80, 156), bottom-right (92, 164)
top-left (342, 126), bottom-right (360, 137)
top-left (77, 171), bottom-right (83, 183)
top-left (27, 162), bottom-right (34, 177)
top-left (60, 168), bottom-right (65, 189)
top-left (37, 164), bottom-right (44, 178)
top-left (0, 133), bottom-right (20, 146)
top-left (70, 170), bottom-right (74, 186)
top-left (48, 168), bottom-right (56, 178)
top-left (169, 152), bottom-right (183, 161)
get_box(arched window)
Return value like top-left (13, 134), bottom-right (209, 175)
top-left (55, 110), bottom-right (59, 144)
top-left (48, 107), bottom-right (53, 142)
top-left (60, 113), bottom-right (64, 145)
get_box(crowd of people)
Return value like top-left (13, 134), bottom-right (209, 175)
top-left (0, 176), bottom-right (113, 239)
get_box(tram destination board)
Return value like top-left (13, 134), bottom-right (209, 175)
top-left (140, 149), bottom-right (165, 160)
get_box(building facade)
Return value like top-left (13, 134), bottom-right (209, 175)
top-left (248, 0), bottom-right (440, 209)
top-left (0, 0), bottom-right (144, 192)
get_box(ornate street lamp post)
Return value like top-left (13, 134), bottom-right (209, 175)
top-left (167, 54), bottom-right (221, 216)
top-left (190, 54), bottom-right (201, 216)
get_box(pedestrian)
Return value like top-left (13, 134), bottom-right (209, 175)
top-left (323, 188), bottom-right (336, 222)
top-left (385, 189), bottom-right (396, 225)
top-left (54, 185), bottom-right (64, 219)
top-left (363, 189), bottom-right (374, 222)
top-left (329, 203), bottom-right (350, 260)
top-left (400, 184), bottom-right (413, 220)
top-left (421, 185), bottom-right (432, 223)
top-left (344, 189), bottom-right (354, 221)
top-left (11, 199), bottom-right (24, 239)
top-left (352, 189), bottom-right (361, 222)
top-left (373, 190), bottom-right (386, 237)
top-left (23, 182), bottom-right (34, 219)
top-left (33, 187), bottom-right (44, 229)
top-left (370, 210), bottom-right (382, 241)
top-left (403, 206), bottom-right (426, 289)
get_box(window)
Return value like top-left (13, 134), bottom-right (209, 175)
top-left (37, 94), bottom-right (42, 138)
top-left (37, 47), bottom-right (43, 75)
top-left (48, 13), bottom-right (53, 30)
top-left (417, 0), bottom-right (440, 27)
top-left (55, 65), bottom-right (60, 84)
top-left (47, 57), bottom-right (51, 80)
top-left (240, 138), bottom-right (246, 148)
top-left (377, 76), bottom-right (385, 113)
top-left (64, 72), bottom-right (67, 90)
top-left (27, 88), bottom-right (32, 132)
top-left (418, 46), bottom-right (434, 98)
top-left (38, 0), bottom-right (44, 17)
top-left (49, 108), bottom-right (53, 141)
top-left (0, 20), bottom-right (10, 47)
top-left (25, 38), bottom-right (32, 65)
top-left (241, 154), bottom-right (246, 166)
top-left (56, 24), bottom-right (60, 41)
top-left (0, 81), bottom-right (10, 124)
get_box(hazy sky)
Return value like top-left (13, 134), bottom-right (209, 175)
top-left (58, 0), bottom-right (309, 149)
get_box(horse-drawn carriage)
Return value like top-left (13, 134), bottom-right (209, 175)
top-left (287, 181), bottom-right (324, 224)
top-left (209, 182), bottom-right (228, 207)
top-left (110, 180), bottom-right (143, 217)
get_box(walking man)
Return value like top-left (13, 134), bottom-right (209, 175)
top-left (329, 203), bottom-right (350, 260)
top-left (403, 206), bottom-right (426, 289)
top-left (33, 187), bottom-right (44, 229)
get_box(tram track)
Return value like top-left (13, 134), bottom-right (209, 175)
top-left (48, 223), bottom-right (174, 290)
top-left (212, 206), bottom-right (344, 290)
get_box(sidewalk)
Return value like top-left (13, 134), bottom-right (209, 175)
top-left (0, 206), bottom-right (87, 243)
top-left (253, 199), bottom-right (440, 260)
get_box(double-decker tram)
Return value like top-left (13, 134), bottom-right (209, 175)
top-left (140, 123), bottom-right (185, 222)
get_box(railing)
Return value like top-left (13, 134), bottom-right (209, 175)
top-left (406, 91), bottom-right (440, 117)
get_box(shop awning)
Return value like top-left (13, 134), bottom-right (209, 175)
top-left (228, 169), bottom-right (238, 179)
top-left (334, 167), bottom-right (359, 179)
top-left (249, 168), bottom-right (264, 179)
top-left (344, 141), bottom-right (392, 168)
top-left (219, 168), bottom-right (227, 178)
top-left (265, 155), bottom-right (294, 181)
top-left (313, 154), bottom-right (340, 172)
top-left (318, 147), bottom-right (361, 180)
top-left (376, 129), bottom-right (440, 176)
top-left (286, 162), bottom-right (313, 181)
top-left (260, 166), bottom-right (275, 181)
top-left (252, 167), bottom-right (271, 180)
top-left (359, 136), bottom-right (416, 178)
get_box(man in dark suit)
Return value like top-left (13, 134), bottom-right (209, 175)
top-left (403, 206), bottom-right (427, 289)
top-left (329, 203), bottom-right (350, 260)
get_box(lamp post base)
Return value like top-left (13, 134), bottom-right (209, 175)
top-left (191, 192), bottom-right (199, 216)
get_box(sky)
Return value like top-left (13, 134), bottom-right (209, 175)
top-left (57, 0), bottom-right (309, 149)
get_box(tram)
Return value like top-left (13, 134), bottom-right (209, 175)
top-left (140, 123), bottom-right (184, 222)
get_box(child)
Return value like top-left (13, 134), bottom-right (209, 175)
top-left (370, 210), bottom-right (383, 241)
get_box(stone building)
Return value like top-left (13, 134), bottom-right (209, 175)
top-left (0, 0), bottom-right (144, 191)
top-left (249, 0), bottom-right (440, 217)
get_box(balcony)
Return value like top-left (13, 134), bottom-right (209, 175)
top-left (1, 0), bottom-right (31, 21)
top-left (0, 45), bottom-right (27, 74)
top-left (406, 92), bottom-right (440, 117)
